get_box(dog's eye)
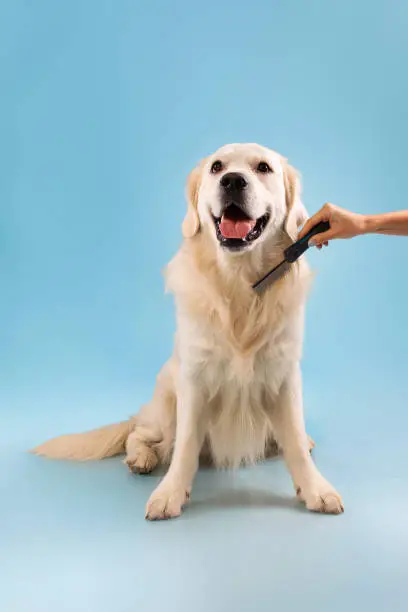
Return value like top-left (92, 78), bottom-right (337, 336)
top-left (257, 161), bottom-right (272, 174)
top-left (211, 160), bottom-right (223, 174)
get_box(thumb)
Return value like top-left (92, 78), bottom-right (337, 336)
top-left (298, 214), bottom-right (321, 239)
top-left (298, 208), bottom-right (328, 239)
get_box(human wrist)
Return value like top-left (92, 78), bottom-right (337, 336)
top-left (361, 215), bottom-right (381, 234)
top-left (359, 214), bottom-right (377, 235)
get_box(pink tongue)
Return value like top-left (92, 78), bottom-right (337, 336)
top-left (219, 217), bottom-right (256, 239)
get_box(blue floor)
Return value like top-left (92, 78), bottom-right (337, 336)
top-left (2, 384), bottom-right (408, 612)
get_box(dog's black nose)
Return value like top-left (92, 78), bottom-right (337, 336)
top-left (220, 172), bottom-right (248, 192)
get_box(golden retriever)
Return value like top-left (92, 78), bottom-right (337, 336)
top-left (32, 143), bottom-right (344, 520)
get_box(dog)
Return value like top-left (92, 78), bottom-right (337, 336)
top-left (32, 143), bottom-right (344, 520)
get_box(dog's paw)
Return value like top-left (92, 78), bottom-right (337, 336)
top-left (145, 483), bottom-right (190, 521)
top-left (125, 447), bottom-right (158, 475)
top-left (297, 482), bottom-right (344, 515)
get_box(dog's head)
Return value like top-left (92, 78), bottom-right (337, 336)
top-left (182, 143), bottom-right (308, 253)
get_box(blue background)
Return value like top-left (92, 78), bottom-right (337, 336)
top-left (1, 1), bottom-right (408, 610)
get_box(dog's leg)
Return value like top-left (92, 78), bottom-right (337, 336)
top-left (271, 365), bottom-right (344, 514)
top-left (307, 435), bottom-right (315, 453)
top-left (267, 433), bottom-right (315, 458)
top-left (125, 359), bottom-right (177, 474)
top-left (145, 381), bottom-right (207, 521)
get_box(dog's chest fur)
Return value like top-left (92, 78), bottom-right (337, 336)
top-left (166, 245), bottom-right (312, 468)
top-left (180, 312), bottom-right (301, 468)
top-left (205, 347), bottom-right (289, 468)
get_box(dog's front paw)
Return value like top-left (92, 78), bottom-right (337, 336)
top-left (145, 482), bottom-right (190, 521)
top-left (297, 481), bottom-right (344, 515)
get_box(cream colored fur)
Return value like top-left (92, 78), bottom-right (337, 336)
top-left (32, 421), bottom-right (133, 461)
top-left (32, 143), bottom-right (343, 520)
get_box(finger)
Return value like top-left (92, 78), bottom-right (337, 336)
top-left (308, 229), bottom-right (335, 247)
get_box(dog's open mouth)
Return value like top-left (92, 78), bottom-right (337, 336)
top-left (212, 204), bottom-right (270, 250)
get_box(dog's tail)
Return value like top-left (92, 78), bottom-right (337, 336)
top-left (30, 420), bottom-right (133, 461)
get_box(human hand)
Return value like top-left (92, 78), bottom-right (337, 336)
top-left (298, 203), bottom-right (367, 248)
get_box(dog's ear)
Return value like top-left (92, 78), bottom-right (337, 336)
top-left (282, 160), bottom-right (308, 241)
top-left (182, 159), bottom-right (207, 239)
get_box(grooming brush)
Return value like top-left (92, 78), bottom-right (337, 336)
top-left (252, 221), bottom-right (330, 294)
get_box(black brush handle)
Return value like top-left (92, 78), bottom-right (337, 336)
top-left (284, 221), bottom-right (330, 263)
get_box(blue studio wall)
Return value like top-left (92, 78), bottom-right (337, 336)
top-left (3, 1), bottom-right (407, 433)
